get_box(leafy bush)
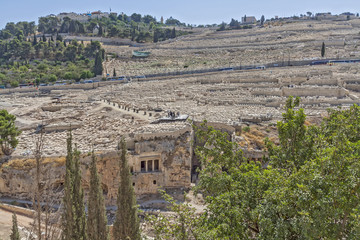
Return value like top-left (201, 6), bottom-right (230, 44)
top-left (242, 126), bottom-right (250, 132)
top-left (10, 80), bottom-right (19, 87)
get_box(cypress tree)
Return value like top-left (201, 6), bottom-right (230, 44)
top-left (87, 152), bottom-right (109, 240)
top-left (62, 131), bottom-right (75, 240)
top-left (57, 33), bottom-right (63, 42)
top-left (61, 131), bottom-right (87, 240)
top-left (113, 68), bottom-right (116, 77)
top-left (153, 29), bottom-right (159, 43)
top-left (261, 15), bottom-right (265, 25)
top-left (321, 42), bottom-right (326, 57)
top-left (98, 25), bottom-right (103, 36)
top-left (10, 213), bottom-right (20, 240)
top-left (101, 49), bottom-right (105, 60)
top-left (73, 146), bottom-right (87, 240)
top-left (93, 51), bottom-right (103, 76)
top-left (171, 27), bottom-right (176, 38)
top-left (113, 138), bottom-right (140, 240)
top-left (33, 34), bottom-right (37, 46)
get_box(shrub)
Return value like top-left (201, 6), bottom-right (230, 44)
top-left (37, 63), bottom-right (48, 71)
top-left (10, 80), bottom-right (19, 88)
top-left (64, 72), bottom-right (73, 80)
top-left (242, 126), bottom-right (250, 132)
top-left (48, 74), bottom-right (57, 82)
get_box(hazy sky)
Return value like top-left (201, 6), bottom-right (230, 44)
top-left (1, 0), bottom-right (360, 28)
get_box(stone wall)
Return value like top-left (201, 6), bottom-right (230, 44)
top-left (282, 87), bottom-right (348, 97)
top-left (0, 126), bottom-right (192, 207)
top-left (0, 81), bottom-right (126, 95)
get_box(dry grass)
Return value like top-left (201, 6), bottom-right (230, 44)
top-left (2, 156), bottom-right (67, 170)
top-left (2, 158), bottom-right (37, 170)
top-left (42, 156), bottom-right (66, 167)
top-left (242, 127), bottom-right (266, 149)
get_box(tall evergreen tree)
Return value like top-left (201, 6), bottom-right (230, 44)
top-left (56, 33), bottom-right (63, 42)
top-left (113, 68), bottom-right (116, 77)
top-left (113, 138), bottom-right (140, 240)
top-left (93, 51), bottom-right (103, 76)
top-left (260, 15), bottom-right (265, 25)
top-left (321, 42), bottom-right (326, 57)
top-left (73, 144), bottom-right (87, 240)
top-left (32, 33), bottom-right (37, 46)
top-left (10, 213), bottom-right (20, 240)
top-left (171, 27), bottom-right (176, 38)
top-left (87, 152), bottom-right (109, 240)
top-left (98, 25), bottom-right (103, 37)
top-left (153, 29), bottom-right (159, 43)
top-left (61, 131), bottom-right (87, 240)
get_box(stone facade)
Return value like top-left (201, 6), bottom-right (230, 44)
top-left (0, 124), bottom-right (193, 207)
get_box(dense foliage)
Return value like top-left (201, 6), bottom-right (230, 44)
top-left (151, 97), bottom-right (360, 239)
top-left (0, 12), bottom-right (192, 86)
top-left (35, 14), bottom-right (190, 43)
top-left (0, 28), bottom-right (102, 86)
top-left (0, 109), bottom-right (21, 155)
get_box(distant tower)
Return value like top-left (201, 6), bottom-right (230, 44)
top-left (161, 16), bottom-right (164, 24)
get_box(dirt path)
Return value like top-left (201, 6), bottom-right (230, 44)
top-left (0, 208), bottom-right (33, 240)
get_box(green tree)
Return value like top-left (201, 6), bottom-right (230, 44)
top-left (48, 74), bottom-right (57, 82)
top-left (93, 51), bottom-right (103, 76)
top-left (218, 22), bottom-right (226, 31)
top-left (153, 28), bottom-right (159, 43)
top-left (0, 73), bottom-right (6, 81)
top-left (148, 190), bottom-right (200, 240)
top-left (260, 15), bottom-right (265, 25)
top-left (0, 109), bottom-right (21, 155)
top-left (64, 72), bottom-right (73, 80)
top-left (32, 33), bottom-right (37, 46)
top-left (131, 13), bottom-right (142, 22)
top-left (87, 152), bottom-right (109, 240)
top-left (80, 70), bottom-right (93, 79)
top-left (229, 18), bottom-right (240, 28)
top-left (171, 27), bottom-right (176, 38)
top-left (113, 138), bottom-right (141, 240)
top-left (113, 68), bottom-right (116, 77)
top-left (10, 80), bottom-right (19, 88)
top-left (64, 45), bottom-right (77, 62)
top-left (265, 96), bottom-right (315, 171)
top-left (10, 213), bottom-right (20, 240)
top-left (152, 98), bottom-right (360, 239)
top-left (321, 41), bottom-right (325, 57)
top-left (262, 103), bottom-right (360, 239)
top-left (61, 131), bottom-right (87, 240)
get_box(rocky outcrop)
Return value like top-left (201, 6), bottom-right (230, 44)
top-left (0, 125), bottom-right (192, 207)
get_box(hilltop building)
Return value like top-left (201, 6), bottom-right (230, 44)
top-left (242, 16), bottom-right (257, 24)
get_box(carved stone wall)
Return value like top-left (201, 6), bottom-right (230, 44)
top-left (0, 126), bottom-right (193, 207)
